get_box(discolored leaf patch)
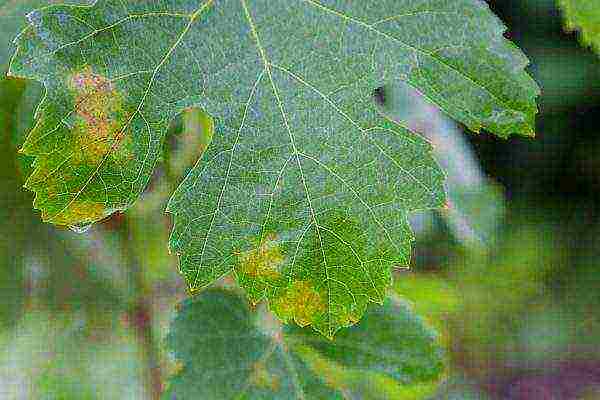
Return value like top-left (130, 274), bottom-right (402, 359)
top-left (272, 280), bottom-right (326, 329)
top-left (68, 67), bottom-right (133, 164)
top-left (237, 233), bottom-right (284, 281)
top-left (19, 65), bottom-right (141, 226)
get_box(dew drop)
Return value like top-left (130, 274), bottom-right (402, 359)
top-left (69, 223), bottom-right (93, 234)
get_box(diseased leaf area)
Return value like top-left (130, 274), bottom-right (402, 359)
top-left (8, 0), bottom-right (539, 336)
top-left (559, 0), bottom-right (600, 53)
top-left (164, 289), bottom-right (446, 399)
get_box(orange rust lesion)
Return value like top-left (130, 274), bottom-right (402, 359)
top-left (68, 67), bottom-right (132, 164)
top-left (237, 233), bottom-right (284, 279)
top-left (272, 280), bottom-right (326, 327)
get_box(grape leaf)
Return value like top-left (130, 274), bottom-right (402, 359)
top-left (559, 0), bottom-right (600, 53)
top-left (9, 1), bottom-right (539, 335)
top-left (164, 288), bottom-right (446, 399)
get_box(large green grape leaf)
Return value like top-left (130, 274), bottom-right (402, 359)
top-left (164, 288), bottom-right (446, 399)
top-left (559, 0), bottom-right (600, 53)
top-left (9, 0), bottom-right (539, 336)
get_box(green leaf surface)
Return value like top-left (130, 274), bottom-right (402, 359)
top-left (0, 0), bottom-right (92, 75)
top-left (9, 0), bottom-right (539, 335)
top-left (163, 288), bottom-right (446, 400)
top-left (559, 0), bottom-right (600, 53)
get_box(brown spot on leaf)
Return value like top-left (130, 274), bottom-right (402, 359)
top-left (68, 67), bottom-right (131, 163)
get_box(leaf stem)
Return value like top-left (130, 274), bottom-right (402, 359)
top-left (118, 216), bottom-right (163, 399)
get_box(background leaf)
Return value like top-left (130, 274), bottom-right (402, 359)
top-left (0, 77), bottom-right (28, 329)
top-left (163, 288), bottom-right (446, 400)
top-left (559, 0), bottom-right (600, 54)
top-left (381, 82), bottom-right (506, 248)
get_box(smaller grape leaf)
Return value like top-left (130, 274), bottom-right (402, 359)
top-left (163, 288), bottom-right (446, 400)
top-left (559, 0), bottom-right (600, 53)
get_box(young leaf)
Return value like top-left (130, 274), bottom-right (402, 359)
top-left (9, 1), bottom-right (539, 335)
top-left (164, 288), bottom-right (446, 400)
top-left (559, 0), bottom-right (600, 53)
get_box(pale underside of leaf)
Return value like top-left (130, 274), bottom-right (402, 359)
top-left (9, 0), bottom-right (539, 336)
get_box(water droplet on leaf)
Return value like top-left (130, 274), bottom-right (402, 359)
top-left (69, 223), bottom-right (92, 234)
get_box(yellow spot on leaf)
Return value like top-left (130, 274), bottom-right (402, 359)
top-left (273, 280), bottom-right (326, 327)
top-left (238, 234), bottom-right (284, 279)
top-left (337, 309), bottom-right (360, 327)
top-left (48, 201), bottom-right (106, 225)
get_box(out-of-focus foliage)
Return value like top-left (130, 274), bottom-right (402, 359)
top-left (164, 288), bottom-right (446, 400)
top-left (559, 0), bottom-right (600, 53)
top-left (450, 226), bottom-right (565, 368)
top-left (0, 308), bottom-right (147, 399)
top-left (0, 76), bottom-right (28, 330)
top-left (382, 82), bottom-right (506, 249)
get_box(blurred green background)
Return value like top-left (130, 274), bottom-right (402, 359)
top-left (2, 0), bottom-right (600, 399)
